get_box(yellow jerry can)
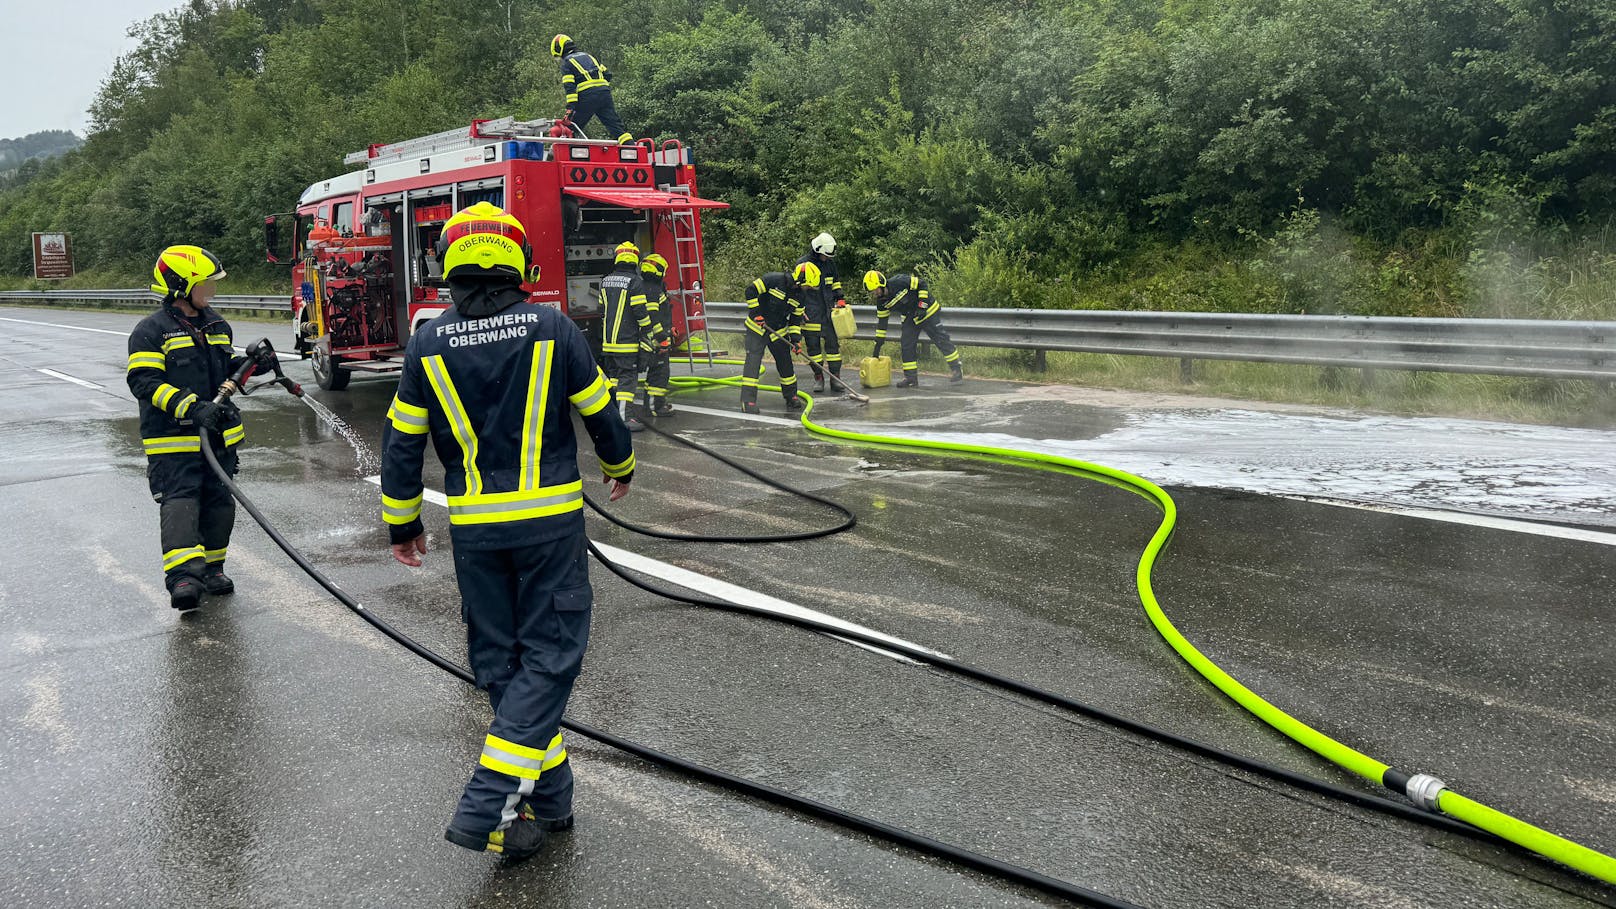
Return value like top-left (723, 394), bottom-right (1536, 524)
top-left (859, 355), bottom-right (892, 388)
top-left (830, 305), bottom-right (857, 341)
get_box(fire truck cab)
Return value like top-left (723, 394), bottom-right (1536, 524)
top-left (265, 116), bottom-right (727, 390)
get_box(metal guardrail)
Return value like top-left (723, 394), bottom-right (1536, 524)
top-left (0, 289), bottom-right (292, 315)
top-left (5, 289), bottom-right (1612, 381)
top-left (704, 301), bottom-right (1616, 382)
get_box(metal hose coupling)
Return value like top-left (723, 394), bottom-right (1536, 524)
top-left (1404, 773), bottom-right (1448, 812)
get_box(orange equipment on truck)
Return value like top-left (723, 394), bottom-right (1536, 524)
top-left (265, 115), bottom-right (727, 390)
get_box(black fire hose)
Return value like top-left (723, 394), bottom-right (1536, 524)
top-left (582, 422), bottom-right (855, 541)
top-left (194, 422), bottom-right (1140, 908)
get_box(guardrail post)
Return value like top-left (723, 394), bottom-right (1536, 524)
top-left (1360, 368), bottom-right (1376, 392)
top-left (1033, 349), bottom-right (1047, 372)
top-left (1179, 358), bottom-right (1193, 384)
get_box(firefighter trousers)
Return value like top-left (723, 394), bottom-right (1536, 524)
top-left (639, 348), bottom-right (671, 410)
top-left (604, 352), bottom-right (642, 418)
top-left (572, 89), bottom-right (631, 144)
top-left (801, 303), bottom-right (842, 380)
top-left (449, 533), bottom-right (592, 836)
top-left (900, 314), bottom-right (961, 381)
top-left (740, 328), bottom-right (798, 406)
top-left (147, 446), bottom-right (238, 590)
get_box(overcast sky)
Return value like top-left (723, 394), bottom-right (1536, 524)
top-left (3, 1), bottom-right (181, 138)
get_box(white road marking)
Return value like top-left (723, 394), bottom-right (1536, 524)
top-left (1277, 494), bottom-right (1616, 547)
top-left (37, 368), bottom-right (103, 390)
top-left (0, 315), bottom-right (128, 336)
top-left (362, 476), bottom-right (943, 663)
top-left (23, 668), bottom-right (76, 753)
top-left (676, 403), bottom-right (800, 427)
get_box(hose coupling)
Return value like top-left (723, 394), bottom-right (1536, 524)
top-left (1404, 773), bottom-right (1447, 812)
top-left (215, 379), bottom-right (242, 403)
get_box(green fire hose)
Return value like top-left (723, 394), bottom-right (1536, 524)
top-left (667, 360), bottom-right (1616, 887)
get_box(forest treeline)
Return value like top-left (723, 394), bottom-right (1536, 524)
top-left (2, 0), bottom-right (1613, 318)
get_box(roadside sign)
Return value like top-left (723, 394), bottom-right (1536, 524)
top-left (31, 232), bottom-right (74, 279)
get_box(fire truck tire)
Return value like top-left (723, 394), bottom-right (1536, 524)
top-left (311, 340), bottom-right (351, 391)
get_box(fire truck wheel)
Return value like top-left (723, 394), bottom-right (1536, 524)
top-left (312, 340), bottom-right (351, 391)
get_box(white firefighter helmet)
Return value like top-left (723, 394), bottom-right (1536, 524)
top-left (810, 232), bottom-right (836, 256)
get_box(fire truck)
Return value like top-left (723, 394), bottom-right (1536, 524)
top-left (265, 116), bottom-right (727, 390)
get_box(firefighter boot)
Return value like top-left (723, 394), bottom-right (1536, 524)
top-left (740, 401), bottom-right (760, 415)
top-left (202, 564), bottom-right (235, 596)
top-left (811, 370), bottom-right (825, 393)
top-left (169, 575), bottom-right (204, 614)
top-left (896, 370), bottom-right (920, 388)
top-left (518, 802), bottom-right (576, 833)
top-left (445, 819), bottom-right (546, 862)
top-left (949, 360), bottom-right (964, 384)
top-left (651, 399), bottom-right (675, 418)
top-left (621, 401), bottom-right (647, 433)
top-left (783, 387), bottom-right (804, 412)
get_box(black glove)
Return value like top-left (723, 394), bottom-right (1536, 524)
top-left (190, 400), bottom-right (231, 431)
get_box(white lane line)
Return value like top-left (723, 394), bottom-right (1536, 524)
top-left (37, 368), bottom-right (103, 390)
top-left (0, 315), bottom-right (128, 336)
top-left (362, 476), bottom-right (943, 663)
top-left (1277, 495), bottom-right (1616, 547)
top-left (676, 403), bottom-right (800, 427)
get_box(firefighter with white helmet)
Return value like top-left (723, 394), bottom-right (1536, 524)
top-left (795, 232), bottom-right (848, 392)
top-left (600, 240), bottom-right (653, 430)
top-left (126, 245), bottom-right (248, 613)
top-left (550, 34), bottom-right (633, 144)
top-left (865, 269), bottom-right (964, 386)
top-left (381, 201), bottom-right (635, 861)
top-left (638, 253), bottom-right (676, 418)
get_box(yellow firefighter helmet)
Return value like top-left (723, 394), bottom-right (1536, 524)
top-left (151, 245), bottom-right (226, 299)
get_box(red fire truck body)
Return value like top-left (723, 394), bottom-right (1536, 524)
top-left (267, 116), bottom-right (726, 390)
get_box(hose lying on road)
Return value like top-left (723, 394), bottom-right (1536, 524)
top-left (196, 428), bottom-right (1139, 909)
top-left (660, 359), bottom-right (1616, 889)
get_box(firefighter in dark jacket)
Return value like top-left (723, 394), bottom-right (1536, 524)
top-left (600, 240), bottom-right (652, 431)
top-left (126, 246), bottom-right (248, 613)
top-left (381, 202), bottom-right (635, 862)
top-left (866, 269), bottom-right (963, 386)
top-left (740, 266), bottom-right (811, 414)
top-left (551, 34), bottom-right (632, 144)
top-left (638, 253), bottom-right (675, 418)
top-left (795, 232), bottom-right (848, 392)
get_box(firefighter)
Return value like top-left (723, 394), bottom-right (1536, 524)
top-left (740, 267), bottom-right (810, 414)
top-left (126, 246), bottom-right (248, 613)
top-left (638, 253), bottom-right (675, 418)
top-left (381, 202), bottom-right (635, 861)
top-left (600, 240), bottom-right (652, 431)
top-left (866, 269), bottom-right (964, 386)
top-left (795, 232), bottom-right (849, 392)
top-left (550, 34), bottom-right (633, 144)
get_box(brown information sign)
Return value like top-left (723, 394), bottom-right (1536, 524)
top-left (32, 232), bottom-right (74, 279)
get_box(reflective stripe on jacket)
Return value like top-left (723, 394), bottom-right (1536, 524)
top-left (126, 303), bottom-right (246, 455)
top-left (380, 301), bottom-right (634, 550)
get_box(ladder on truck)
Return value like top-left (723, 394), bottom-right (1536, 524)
top-left (657, 140), bottom-right (716, 372)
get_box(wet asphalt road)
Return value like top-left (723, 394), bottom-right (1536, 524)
top-left (0, 306), bottom-right (1612, 909)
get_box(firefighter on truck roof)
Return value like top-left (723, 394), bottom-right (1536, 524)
top-left (126, 246), bottom-right (247, 613)
top-left (739, 266), bottom-right (812, 414)
top-left (599, 240), bottom-right (653, 431)
top-left (380, 201), bottom-right (635, 862)
top-left (867, 269), bottom-right (964, 387)
top-left (551, 34), bottom-right (633, 144)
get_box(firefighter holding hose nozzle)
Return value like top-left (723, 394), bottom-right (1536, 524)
top-left (380, 202), bottom-right (635, 862)
top-left (126, 245), bottom-right (248, 613)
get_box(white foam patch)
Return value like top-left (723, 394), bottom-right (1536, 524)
top-left (870, 408), bottom-right (1616, 534)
